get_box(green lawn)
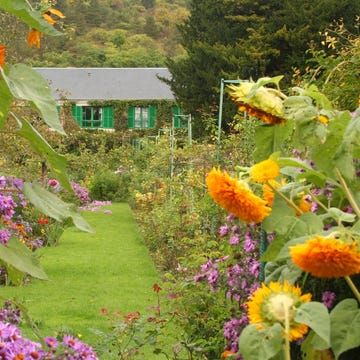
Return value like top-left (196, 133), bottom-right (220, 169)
top-left (0, 203), bottom-right (163, 356)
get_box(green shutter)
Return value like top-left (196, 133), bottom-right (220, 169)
top-left (172, 105), bottom-right (182, 128)
top-left (72, 105), bottom-right (83, 126)
top-left (148, 105), bottom-right (156, 128)
top-left (102, 106), bottom-right (114, 129)
top-left (128, 106), bottom-right (135, 129)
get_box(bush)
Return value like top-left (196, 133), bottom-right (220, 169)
top-left (89, 169), bottom-right (125, 202)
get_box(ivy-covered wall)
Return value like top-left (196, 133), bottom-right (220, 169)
top-left (88, 99), bottom-right (180, 132)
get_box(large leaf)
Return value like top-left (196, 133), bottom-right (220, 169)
top-left (2, 64), bottom-right (65, 134)
top-left (13, 115), bottom-right (71, 192)
top-left (0, 0), bottom-right (61, 35)
top-left (0, 237), bottom-right (47, 280)
top-left (253, 120), bottom-right (293, 162)
top-left (238, 323), bottom-right (283, 360)
top-left (295, 302), bottom-right (330, 347)
top-left (330, 299), bottom-right (360, 359)
top-left (0, 77), bottom-right (13, 129)
top-left (277, 157), bottom-right (327, 187)
top-left (292, 84), bottom-right (333, 110)
top-left (333, 111), bottom-right (360, 181)
top-left (23, 182), bottom-right (94, 233)
top-left (311, 111), bottom-right (350, 179)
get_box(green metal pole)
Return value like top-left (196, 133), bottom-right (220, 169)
top-left (217, 79), bottom-right (225, 161)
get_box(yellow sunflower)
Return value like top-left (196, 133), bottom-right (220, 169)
top-left (251, 158), bottom-right (280, 183)
top-left (247, 281), bottom-right (311, 342)
top-left (290, 235), bottom-right (360, 278)
top-left (206, 168), bottom-right (271, 223)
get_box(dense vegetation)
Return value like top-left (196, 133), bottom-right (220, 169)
top-left (1, 1), bottom-right (360, 359)
top-left (166, 0), bottom-right (360, 133)
top-left (1, 0), bottom-right (190, 67)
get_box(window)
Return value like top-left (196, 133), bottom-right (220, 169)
top-left (81, 106), bottom-right (102, 128)
top-left (72, 105), bottom-right (114, 129)
top-left (128, 105), bottom-right (156, 129)
top-left (134, 107), bottom-right (149, 128)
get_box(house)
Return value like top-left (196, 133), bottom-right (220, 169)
top-left (34, 67), bottom-right (182, 130)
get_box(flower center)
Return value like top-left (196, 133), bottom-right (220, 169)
top-left (266, 294), bottom-right (295, 323)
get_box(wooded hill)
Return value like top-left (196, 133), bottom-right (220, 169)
top-left (2, 0), bottom-right (190, 67)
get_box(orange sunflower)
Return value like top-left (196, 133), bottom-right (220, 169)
top-left (251, 158), bottom-right (280, 183)
top-left (28, 29), bottom-right (43, 48)
top-left (237, 103), bottom-right (285, 125)
top-left (290, 235), bottom-right (360, 278)
top-left (206, 167), bottom-right (271, 223)
top-left (247, 281), bottom-right (311, 342)
top-left (27, 3), bottom-right (64, 48)
top-left (0, 44), bottom-right (5, 67)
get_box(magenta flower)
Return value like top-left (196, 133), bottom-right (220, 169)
top-left (47, 179), bottom-right (59, 187)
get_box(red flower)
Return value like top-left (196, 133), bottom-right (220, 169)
top-left (38, 218), bottom-right (49, 225)
top-left (153, 283), bottom-right (162, 293)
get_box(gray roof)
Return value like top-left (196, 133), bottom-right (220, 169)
top-left (34, 67), bottom-right (175, 101)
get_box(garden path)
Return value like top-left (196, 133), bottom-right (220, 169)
top-left (0, 203), bottom-right (161, 347)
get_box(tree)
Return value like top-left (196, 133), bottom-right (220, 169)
top-left (164, 0), bottom-right (268, 135)
top-left (165, 0), bottom-right (360, 135)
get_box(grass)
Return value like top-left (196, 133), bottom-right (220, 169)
top-left (0, 203), bottom-right (164, 357)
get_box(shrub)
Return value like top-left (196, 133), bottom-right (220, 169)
top-left (89, 169), bottom-right (122, 202)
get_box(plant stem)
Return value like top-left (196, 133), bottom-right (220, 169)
top-left (334, 168), bottom-right (360, 218)
top-left (283, 302), bottom-right (291, 360)
top-left (268, 182), bottom-right (303, 215)
top-left (344, 276), bottom-right (360, 303)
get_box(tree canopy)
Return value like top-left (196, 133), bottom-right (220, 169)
top-left (166, 0), bottom-right (360, 132)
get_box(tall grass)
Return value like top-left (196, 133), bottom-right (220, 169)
top-left (0, 203), bottom-right (161, 352)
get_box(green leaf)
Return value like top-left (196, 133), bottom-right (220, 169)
top-left (333, 111), bottom-right (360, 181)
top-left (277, 157), bottom-right (327, 187)
top-left (330, 299), bottom-right (360, 359)
top-left (295, 302), bottom-right (330, 346)
top-left (311, 112), bottom-right (350, 179)
top-left (301, 330), bottom-right (330, 358)
top-left (13, 115), bottom-right (71, 192)
top-left (247, 75), bottom-right (284, 98)
top-left (238, 323), bottom-right (283, 360)
top-left (325, 207), bottom-right (356, 224)
top-left (1, 64), bottom-right (65, 134)
top-left (262, 212), bottom-right (323, 262)
top-left (0, 77), bottom-right (13, 129)
top-left (292, 84), bottom-right (333, 110)
top-left (264, 260), bottom-right (303, 284)
top-left (0, 0), bottom-right (61, 35)
top-left (0, 237), bottom-right (47, 280)
top-left (23, 182), bottom-right (94, 233)
top-left (253, 121), bottom-right (293, 162)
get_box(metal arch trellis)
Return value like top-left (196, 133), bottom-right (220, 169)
top-left (169, 113), bottom-right (193, 201)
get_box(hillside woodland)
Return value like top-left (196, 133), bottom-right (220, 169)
top-left (1, 0), bottom-right (190, 67)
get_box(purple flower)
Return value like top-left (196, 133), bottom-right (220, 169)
top-left (243, 231), bottom-right (255, 252)
top-left (0, 194), bottom-right (17, 219)
top-left (0, 229), bottom-right (11, 244)
top-left (201, 260), bottom-right (213, 272)
top-left (219, 225), bottom-right (229, 237)
top-left (322, 291), bottom-right (336, 309)
top-left (229, 233), bottom-right (239, 245)
top-left (226, 214), bottom-right (235, 222)
top-left (71, 182), bottom-right (91, 204)
top-left (194, 273), bottom-right (208, 283)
